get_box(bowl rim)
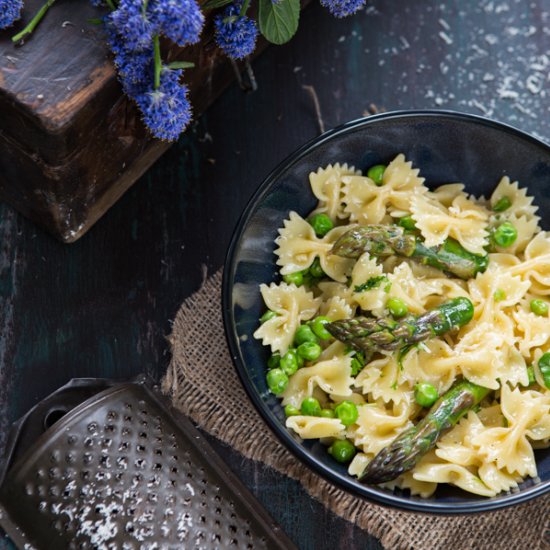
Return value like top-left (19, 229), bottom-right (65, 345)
top-left (222, 109), bottom-right (550, 514)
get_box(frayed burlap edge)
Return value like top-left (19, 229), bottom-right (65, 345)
top-left (162, 268), bottom-right (550, 550)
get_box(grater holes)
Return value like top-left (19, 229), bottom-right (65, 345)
top-left (124, 402), bottom-right (133, 410)
top-left (121, 427), bottom-right (131, 437)
top-left (136, 444), bottom-right (146, 453)
top-left (104, 424), bottom-right (115, 433)
top-left (124, 415), bottom-right (132, 423)
top-left (152, 462), bottom-right (162, 471)
top-left (116, 457), bottom-right (128, 469)
top-left (106, 410), bottom-right (118, 421)
top-left (138, 431), bottom-right (147, 439)
top-left (118, 441), bottom-right (129, 452)
top-left (87, 422), bottom-right (99, 435)
top-left (134, 458), bottom-right (145, 469)
top-left (84, 437), bottom-right (94, 448)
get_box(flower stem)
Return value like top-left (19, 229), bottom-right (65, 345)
top-left (153, 35), bottom-right (161, 90)
top-left (12, 0), bottom-right (57, 44)
top-left (106, 0), bottom-right (116, 10)
top-left (239, 0), bottom-right (251, 16)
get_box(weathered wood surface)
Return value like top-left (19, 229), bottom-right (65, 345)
top-left (1, 0), bottom-right (550, 548)
top-left (0, 0), bottom-right (264, 242)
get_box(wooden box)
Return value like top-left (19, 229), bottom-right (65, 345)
top-left (0, 0), bottom-right (258, 242)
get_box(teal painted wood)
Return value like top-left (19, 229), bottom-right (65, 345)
top-left (1, 0), bottom-right (550, 548)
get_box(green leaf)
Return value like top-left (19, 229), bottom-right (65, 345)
top-left (166, 61), bottom-right (195, 70)
top-left (259, 0), bottom-right (300, 45)
top-left (202, 0), bottom-right (233, 9)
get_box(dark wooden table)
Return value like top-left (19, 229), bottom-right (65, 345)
top-left (1, 0), bottom-right (549, 548)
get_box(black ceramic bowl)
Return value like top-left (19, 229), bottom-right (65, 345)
top-left (222, 110), bottom-right (550, 514)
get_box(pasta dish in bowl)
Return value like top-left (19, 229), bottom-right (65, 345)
top-left (222, 111), bottom-right (550, 513)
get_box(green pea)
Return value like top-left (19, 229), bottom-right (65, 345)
top-left (280, 349), bottom-right (299, 376)
top-left (308, 213), bottom-right (334, 237)
top-left (297, 341), bottom-right (322, 361)
top-left (284, 404), bottom-right (301, 417)
top-left (367, 164), bottom-right (386, 186)
top-left (311, 316), bottom-right (332, 340)
top-left (266, 369), bottom-right (288, 394)
top-left (309, 257), bottom-right (325, 278)
top-left (538, 352), bottom-right (550, 389)
top-left (526, 365), bottom-right (536, 386)
top-left (319, 408), bottom-right (335, 418)
top-left (493, 289), bottom-right (506, 302)
top-left (260, 309), bottom-right (277, 323)
top-left (414, 382), bottom-right (439, 407)
top-left (283, 271), bottom-right (304, 286)
top-left (492, 221), bottom-right (518, 248)
top-left (300, 397), bottom-right (322, 416)
top-left (294, 324), bottom-right (319, 346)
top-left (334, 401), bottom-right (359, 426)
top-left (328, 439), bottom-right (357, 463)
top-left (267, 352), bottom-right (281, 370)
top-left (387, 297), bottom-right (408, 318)
top-left (530, 299), bottom-right (549, 317)
top-left (398, 215), bottom-right (417, 230)
top-left (492, 196), bottom-right (512, 212)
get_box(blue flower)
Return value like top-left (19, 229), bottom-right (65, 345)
top-left (89, 0), bottom-right (105, 6)
top-left (0, 0), bottom-right (23, 29)
top-left (134, 69), bottom-right (192, 141)
top-left (320, 0), bottom-right (365, 18)
top-left (153, 0), bottom-right (204, 46)
top-left (108, 0), bottom-right (159, 52)
top-left (214, 4), bottom-right (258, 60)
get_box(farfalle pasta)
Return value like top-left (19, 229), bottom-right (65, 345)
top-left (254, 153), bottom-right (550, 498)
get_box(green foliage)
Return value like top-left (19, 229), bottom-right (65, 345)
top-left (259, 0), bottom-right (300, 45)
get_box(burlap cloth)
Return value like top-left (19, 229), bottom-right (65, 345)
top-left (162, 269), bottom-right (550, 550)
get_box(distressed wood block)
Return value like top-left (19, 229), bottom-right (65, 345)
top-left (0, 0), bottom-right (261, 242)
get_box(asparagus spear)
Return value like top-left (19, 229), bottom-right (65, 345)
top-left (359, 380), bottom-right (491, 484)
top-left (331, 225), bottom-right (488, 280)
top-left (326, 297), bottom-right (474, 356)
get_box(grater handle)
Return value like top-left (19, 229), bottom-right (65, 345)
top-left (0, 377), bottom-right (123, 483)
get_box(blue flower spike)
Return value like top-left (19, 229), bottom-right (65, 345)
top-left (214, 3), bottom-right (258, 60)
top-left (320, 0), bottom-right (366, 18)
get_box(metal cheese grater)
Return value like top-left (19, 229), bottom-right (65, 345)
top-left (0, 376), bottom-right (297, 550)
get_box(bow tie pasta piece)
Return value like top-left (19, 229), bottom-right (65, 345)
top-left (452, 323), bottom-right (505, 389)
top-left (472, 386), bottom-right (550, 478)
top-left (398, 338), bottom-right (459, 394)
top-left (354, 353), bottom-right (413, 405)
top-left (342, 154), bottom-right (427, 224)
top-left (253, 282), bottom-right (321, 355)
top-left (512, 307), bottom-right (550, 357)
top-left (412, 451), bottom-right (497, 497)
top-left (477, 462), bottom-right (523, 494)
top-left (435, 411), bottom-right (487, 467)
top-left (309, 163), bottom-right (361, 220)
top-left (430, 183), bottom-right (469, 206)
top-left (286, 416), bottom-right (345, 439)
top-left (318, 296), bottom-right (354, 321)
top-left (510, 232), bottom-right (550, 296)
top-left (274, 212), bottom-right (355, 282)
top-left (382, 153), bottom-right (426, 191)
top-left (411, 189), bottom-right (489, 254)
top-left (349, 398), bottom-right (416, 456)
top-left (350, 254), bottom-right (386, 314)
top-left (280, 355), bottom-right (354, 409)
top-left (468, 268), bottom-right (531, 313)
top-left (490, 176), bottom-right (540, 221)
